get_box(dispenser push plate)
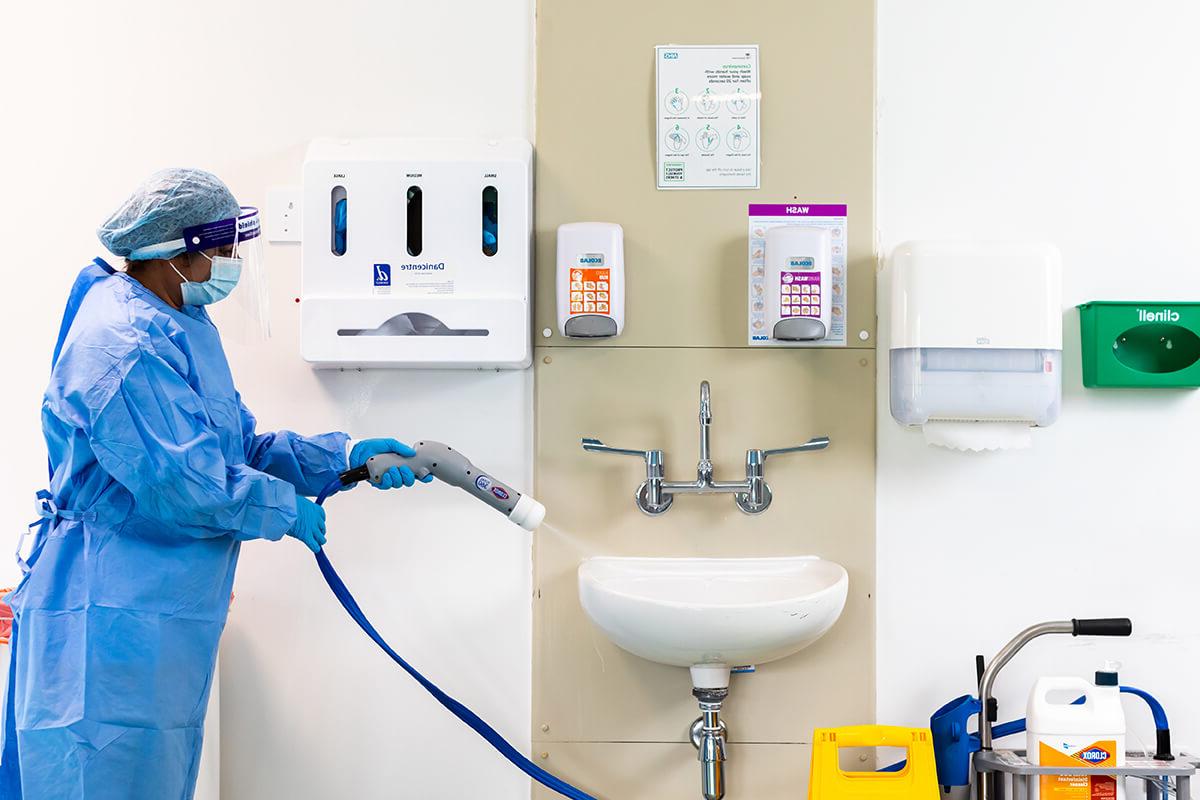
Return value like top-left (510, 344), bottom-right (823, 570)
top-left (748, 204), bottom-right (848, 347)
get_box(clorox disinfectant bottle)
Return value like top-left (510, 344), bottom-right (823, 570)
top-left (1027, 665), bottom-right (1126, 800)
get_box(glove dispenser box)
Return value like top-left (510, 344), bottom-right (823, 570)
top-left (888, 241), bottom-right (1063, 427)
top-left (301, 138), bottom-right (532, 369)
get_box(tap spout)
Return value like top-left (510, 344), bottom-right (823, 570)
top-left (698, 381), bottom-right (713, 481)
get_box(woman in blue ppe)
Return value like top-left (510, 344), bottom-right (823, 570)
top-left (0, 168), bottom-right (428, 800)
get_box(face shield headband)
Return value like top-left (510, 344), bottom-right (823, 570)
top-left (127, 206), bottom-right (261, 261)
top-left (180, 206), bottom-right (262, 257)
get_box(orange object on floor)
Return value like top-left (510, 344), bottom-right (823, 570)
top-left (809, 725), bottom-right (940, 800)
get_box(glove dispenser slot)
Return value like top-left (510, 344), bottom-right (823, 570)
top-left (482, 185), bottom-right (498, 257)
top-left (331, 186), bottom-right (347, 256)
top-left (406, 186), bottom-right (422, 257)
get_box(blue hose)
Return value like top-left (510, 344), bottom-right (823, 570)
top-left (1120, 686), bottom-right (1172, 761)
top-left (1121, 686), bottom-right (1169, 731)
top-left (314, 478), bottom-right (597, 800)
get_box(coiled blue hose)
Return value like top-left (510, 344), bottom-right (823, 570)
top-left (314, 478), bottom-right (597, 800)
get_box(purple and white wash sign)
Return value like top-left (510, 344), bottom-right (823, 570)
top-left (749, 204), bottom-right (848, 217)
top-left (748, 203), bottom-right (848, 347)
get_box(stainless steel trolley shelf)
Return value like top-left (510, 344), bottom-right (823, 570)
top-left (975, 750), bottom-right (1197, 800)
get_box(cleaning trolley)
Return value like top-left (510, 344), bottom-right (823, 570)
top-left (927, 618), bottom-right (1193, 800)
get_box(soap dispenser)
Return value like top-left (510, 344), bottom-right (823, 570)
top-left (763, 225), bottom-right (832, 341)
top-left (556, 222), bottom-right (625, 339)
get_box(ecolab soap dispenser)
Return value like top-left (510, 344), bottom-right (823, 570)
top-left (556, 222), bottom-right (625, 338)
top-left (764, 226), bottom-right (832, 341)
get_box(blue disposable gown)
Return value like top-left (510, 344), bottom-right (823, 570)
top-left (0, 259), bottom-right (349, 799)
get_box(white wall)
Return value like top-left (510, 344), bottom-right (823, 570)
top-left (0, 2), bottom-right (535, 798)
top-left (877, 0), bottom-right (1200, 757)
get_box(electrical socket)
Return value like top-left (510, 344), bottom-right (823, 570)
top-left (266, 187), bottom-right (302, 243)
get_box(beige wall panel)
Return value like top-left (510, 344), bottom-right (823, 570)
top-left (532, 0), bottom-right (876, 788)
top-left (532, 742), bottom-right (813, 800)
top-left (534, 0), bottom-right (876, 348)
top-left (532, 347), bottom-right (875, 744)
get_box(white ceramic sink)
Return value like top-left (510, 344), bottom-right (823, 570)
top-left (578, 556), bottom-right (848, 687)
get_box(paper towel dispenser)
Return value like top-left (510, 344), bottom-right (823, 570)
top-left (887, 241), bottom-right (1063, 443)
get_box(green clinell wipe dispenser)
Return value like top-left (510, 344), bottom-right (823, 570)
top-left (1078, 301), bottom-right (1200, 387)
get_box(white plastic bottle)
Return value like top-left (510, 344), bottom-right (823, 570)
top-left (1027, 665), bottom-right (1126, 800)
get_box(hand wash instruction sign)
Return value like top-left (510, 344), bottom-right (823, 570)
top-left (656, 45), bottom-right (760, 190)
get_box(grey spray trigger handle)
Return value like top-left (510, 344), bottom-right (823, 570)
top-left (348, 440), bottom-right (547, 531)
top-left (364, 450), bottom-right (436, 483)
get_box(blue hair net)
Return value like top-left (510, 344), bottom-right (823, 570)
top-left (98, 168), bottom-right (240, 260)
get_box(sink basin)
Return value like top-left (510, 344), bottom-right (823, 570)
top-left (578, 556), bottom-right (848, 686)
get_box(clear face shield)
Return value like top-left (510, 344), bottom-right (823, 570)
top-left (181, 207), bottom-right (271, 342)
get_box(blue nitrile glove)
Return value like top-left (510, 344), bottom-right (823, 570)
top-left (288, 496), bottom-right (327, 552)
top-left (348, 438), bottom-right (436, 490)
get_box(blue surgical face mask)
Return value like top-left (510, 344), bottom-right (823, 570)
top-left (170, 254), bottom-right (242, 306)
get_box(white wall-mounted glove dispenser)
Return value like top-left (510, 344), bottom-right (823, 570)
top-left (300, 138), bottom-right (532, 369)
top-left (556, 222), bottom-right (625, 338)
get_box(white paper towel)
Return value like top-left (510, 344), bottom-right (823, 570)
top-left (922, 421), bottom-right (1033, 451)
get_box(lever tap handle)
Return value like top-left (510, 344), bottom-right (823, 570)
top-left (581, 438), bottom-right (652, 460)
top-left (761, 436), bottom-right (831, 459)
